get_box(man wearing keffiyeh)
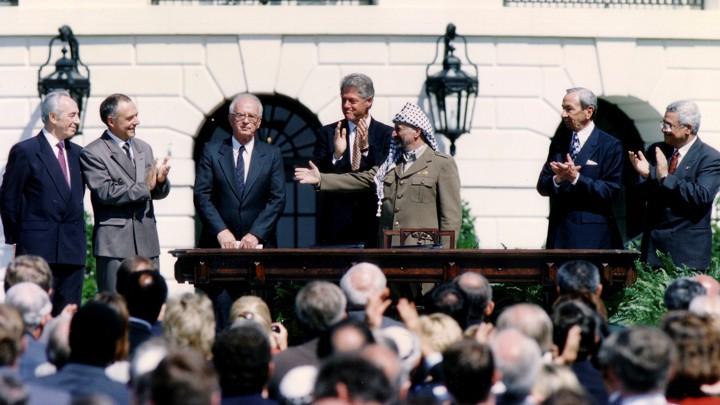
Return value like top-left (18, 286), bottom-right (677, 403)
top-left (295, 102), bottom-right (461, 249)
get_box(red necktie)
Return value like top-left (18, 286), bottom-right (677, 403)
top-left (668, 150), bottom-right (680, 175)
top-left (57, 141), bottom-right (70, 188)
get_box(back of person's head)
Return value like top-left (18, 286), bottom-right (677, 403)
top-left (45, 313), bottom-right (72, 369)
top-left (598, 325), bottom-right (677, 395)
top-left (361, 343), bottom-right (407, 403)
top-left (425, 281), bottom-right (467, 328)
top-left (130, 337), bottom-right (174, 404)
top-left (163, 292), bottom-right (215, 359)
top-left (375, 326), bottom-right (421, 385)
top-left (4, 282), bottom-right (52, 333)
top-left (4, 255), bottom-right (52, 293)
top-left (662, 311), bottom-right (720, 398)
top-left (92, 292), bottom-right (130, 362)
top-left (540, 388), bottom-right (595, 405)
top-left (70, 301), bottom-right (124, 367)
top-left (318, 317), bottom-right (375, 358)
top-left (115, 256), bottom-right (155, 296)
top-left (556, 260), bottom-right (600, 295)
top-left (454, 272), bottom-right (493, 325)
top-left (690, 294), bottom-right (720, 317)
top-left (295, 281), bottom-right (347, 334)
top-left (0, 373), bottom-right (28, 405)
top-left (229, 295), bottom-right (273, 334)
top-left (491, 328), bottom-right (543, 400)
top-left (340, 262), bottom-right (386, 309)
top-left (551, 301), bottom-right (598, 361)
top-left (314, 353), bottom-right (392, 404)
top-left (665, 277), bottom-right (707, 310)
top-left (419, 312), bottom-right (463, 354)
top-left (531, 363), bottom-right (583, 404)
top-left (149, 349), bottom-right (219, 405)
top-left (212, 321), bottom-right (271, 397)
top-left (0, 304), bottom-right (25, 367)
top-left (121, 270), bottom-right (167, 323)
top-left (496, 303), bottom-right (554, 353)
top-left (442, 339), bottom-right (495, 405)
top-left (552, 290), bottom-right (608, 322)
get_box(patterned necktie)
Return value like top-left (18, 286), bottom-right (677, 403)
top-left (57, 141), bottom-right (70, 187)
top-left (236, 145), bottom-right (246, 196)
top-left (123, 141), bottom-right (134, 165)
top-left (668, 150), bottom-right (680, 175)
top-left (570, 132), bottom-right (580, 160)
top-left (351, 129), bottom-right (361, 172)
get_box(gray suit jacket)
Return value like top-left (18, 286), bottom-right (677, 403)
top-left (80, 131), bottom-right (170, 258)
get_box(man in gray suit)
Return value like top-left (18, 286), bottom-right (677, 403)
top-left (80, 93), bottom-right (171, 292)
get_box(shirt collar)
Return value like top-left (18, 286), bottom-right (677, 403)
top-left (576, 121), bottom-right (595, 145)
top-left (41, 128), bottom-right (63, 148)
top-left (105, 130), bottom-right (129, 147)
top-left (232, 135), bottom-right (254, 155)
top-left (348, 116), bottom-right (373, 134)
top-left (676, 135), bottom-right (697, 157)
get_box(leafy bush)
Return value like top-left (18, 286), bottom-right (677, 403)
top-left (458, 200), bottom-right (479, 249)
top-left (82, 212), bottom-right (97, 303)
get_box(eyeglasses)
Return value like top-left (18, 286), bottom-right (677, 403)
top-left (229, 113), bottom-right (261, 124)
top-left (661, 121), bottom-right (685, 131)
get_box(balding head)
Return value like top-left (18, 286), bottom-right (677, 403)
top-left (690, 294), bottom-right (720, 317)
top-left (496, 303), bottom-right (553, 353)
top-left (693, 275), bottom-right (720, 295)
top-left (340, 262), bottom-right (386, 308)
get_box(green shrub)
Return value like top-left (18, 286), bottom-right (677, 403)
top-left (82, 212), bottom-right (97, 303)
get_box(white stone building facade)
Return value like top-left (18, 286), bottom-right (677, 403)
top-left (1, 0), bottom-right (720, 293)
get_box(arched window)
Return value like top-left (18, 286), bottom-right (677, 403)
top-left (193, 93), bottom-right (322, 247)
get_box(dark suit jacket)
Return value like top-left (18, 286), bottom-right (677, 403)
top-left (194, 136), bottom-right (286, 247)
top-left (34, 362), bottom-right (130, 405)
top-left (80, 132), bottom-right (170, 258)
top-left (312, 118), bottom-right (392, 247)
top-left (1, 132), bottom-right (86, 265)
top-left (537, 126), bottom-right (623, 249)
top-left (636, 138), bottom-right (720, 269)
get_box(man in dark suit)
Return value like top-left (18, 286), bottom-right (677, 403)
top-left (312, 73), bottom-right (393, 248)
top-left (0, 90), bottom-right (85, 316)
top-left (80, 93), bottom-right (171, 293)
top-left (629, 100), bottom-right (720, 270)
top-left (194, 93), bottom-right (286, 249)
top-left (537, 87), bottom-right (623, 249)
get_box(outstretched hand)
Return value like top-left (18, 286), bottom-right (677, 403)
top-left (294, 161), bottom-right (321, 185)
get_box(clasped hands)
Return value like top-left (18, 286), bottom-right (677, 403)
top-left (333, 118), bottom-right (369, 160)
top-left (145, 156), bottom-right (171, 190)
top-left (550, 154), bottom-right (581, 184)
top-left (216, 229), bottom-right (260, 249)
top-left (628, 147), bottom-right (668, 180)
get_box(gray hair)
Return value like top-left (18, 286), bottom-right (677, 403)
top-left (341, 73), bottom-right (375, 100)
top-left (340, 263), bottom-right (387, 307)
top-left (295, 281), bottom-right (347, 333)
top-left (667, 100), bottom-right (701, 135)
top-left (228, 93), bottom-right (263, 116)
top-left (491, 328), bottom-right (543, 398)
top-left (566, 87), bottom-right (598, 118)
top-left (496, 303), bottom-right (554, 353)
top-left (40, 89), bottom-right (73, 124)
top-left (4, 282), bottom-right (52, 332)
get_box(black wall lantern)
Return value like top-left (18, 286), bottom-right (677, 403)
top-left (424, 23), bottom-right (478, 156)
top-left (38, 25), bottom-right (91, 134)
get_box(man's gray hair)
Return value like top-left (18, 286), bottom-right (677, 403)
top-left (566, 87), bottom-right (598, 118)
top-left (295, 281), bottom-right (347, 333)
top-left (4, 282), bottom-right (52, 332)
top-left (491, 328), bottom-right (542, 399)
top-left (341, 73), bottom-right (375, 100)
top-left (496, 303), bottom-right (554, 353)
top-left (667, 100), bottom-right (701, 135)
top-left (229, 93), bottom-right (263, 116)
top-left (340, 262), bottom-right (387, 307)
top-left (40, 89), bottom-right (73, 124)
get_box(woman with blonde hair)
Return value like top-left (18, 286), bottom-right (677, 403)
top-left (163, 292), bottom-right (216, 359)
top-left (230, 295), bottom-right (287, 352)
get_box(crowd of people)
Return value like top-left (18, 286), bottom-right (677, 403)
top-left (2, 257), bottom-right (720, 405)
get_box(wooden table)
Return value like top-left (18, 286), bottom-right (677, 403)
top-left (171, 248), bottom-right (639, 291)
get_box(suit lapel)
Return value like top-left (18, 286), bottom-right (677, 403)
top-left (102, 132), bottom-right (136, 181)
top-left (217, 138), bottom-right (242, 201)
top-left (675, 138), bottom-right (703, 177)
top-left (576, 127), bottom-right (599, 165)
top-left (132, 142), bottom-right (146, 182)
top-left (244, 140), bottom-right (267, 198)
top-left (35, 133), bottom-right (71, 203)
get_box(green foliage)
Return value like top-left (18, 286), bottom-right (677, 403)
top-left (82, 212), bottom-right (97, 303)
top-left (457, 200), bottom-right (479, 249)
top-left (607, 252), bottom-right (720, 326)
top-left (271, 281), bottom-right (307, 345)
top-left (489, 283), bottom-right (544, 322)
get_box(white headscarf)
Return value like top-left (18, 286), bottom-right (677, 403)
top-left (373, 102), bottom-right (439, 216)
